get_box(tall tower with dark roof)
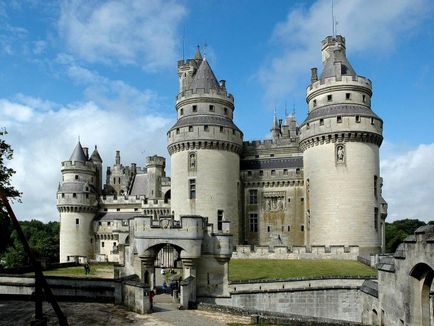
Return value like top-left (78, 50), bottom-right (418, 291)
top-left (299, 35), bottom-right (387, 255)
top-left (167, 48), bottom-right (243, 244)
top-left (57, 141), bottom-right (100, 262)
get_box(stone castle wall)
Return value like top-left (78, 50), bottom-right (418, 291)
top-left (232, 245), bottom-right (360, 260)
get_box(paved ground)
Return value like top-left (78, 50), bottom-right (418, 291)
top-left (0, 296), bottom-right (250, 326)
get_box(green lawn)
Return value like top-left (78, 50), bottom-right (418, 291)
top-left (229, 259), bottom-right (377, 281)
top-left (28, 263), bottom-right (114, 278)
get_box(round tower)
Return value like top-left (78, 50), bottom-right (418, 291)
top-left (167, 48), bottom-right (243, 243)
top-left (299, 35), bottom-right (385, 255)
top-left (57, 141), bottom-right (99, 262)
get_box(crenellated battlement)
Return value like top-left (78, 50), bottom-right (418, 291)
top-left (176, 88), bottom-right (233, 102)
top-left (232, 244), bottom-right (359, 260)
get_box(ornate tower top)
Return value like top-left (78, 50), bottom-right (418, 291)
top-left (320, 35), bottom-right (356, 80)
top-left (69, 141), bottom-right (87, 162)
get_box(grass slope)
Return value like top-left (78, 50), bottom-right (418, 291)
top-left (229, 259), bottom-right (377, 281)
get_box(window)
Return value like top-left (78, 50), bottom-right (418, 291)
top-left (73, 193), bottom-right (77, 198)
top-left (192, 105), bottom-right (197, 112)
top-left (61, 193), bottom-right (65, 198)
top-left (249, 213), bottom-right (258, 232)
top-left (217, 210), bottom-right (224, 231)
top-left (374, 175), bottom-right (378, 199)
top-left (102, 241), bottom-right (105, 248)
top-left (283, 169), bottom-right (288, 175)
top-left (271, 170), bottom-right (276, 176)
top-left (86, 187), bottom-right (89, 191)
top-left (180, 108), bottom-right (184, 116)
top-left (75, 175), bottom-right (78, 180)
top-left (232, 129), bottom-right (236, 135)
top-left (189, 179), bottom-right (196, 199)
top-left (320, 119), bottom-right (324, 125)
top-left (296, 168), bottom-right (301, 174)
top-left (189, 126), bottom-right (193, 132)
top-left (374, 207), bottom-right (379, 231)
top-left (267, 226), bottom-right (270, 232)
top-left (116, 208), bottom-right (120, 212)
top-left (288, 198), bottom-right (291, 203)
top-left (300, 198), bottom-right (304, 202)
top-left (76, 218), bottom-right (79, 225)
top-left (313, 99), bottom-right (317, 107)
top-left (337, 116), bottom-right (342, 123)
top-left (247, 171), bottom-right (252, 176)
top-left (108, 222), bottom-right (111, 226)
top-left (255, 155), bottom-right (259, 158)
top-left (287, 226), bottom-right (291, 232)
top-left (355, 115), bottom-right (361, 123)
top-left (204, 125), bottom-right (209, 131)
top-left (371, 117), bottom-right (375, 125)
top-left (220, 126), bottom-right (224, 132)
top-left (301, 225), bottom-right (304, 232)
top-left (259, 170), bottom-right (264, 176)
top-left (362, 95), bottom-right (366, 103)
top-left (270, 154), bottom-right (274, 157)
top-left (134, 208), bottom-right (138, 211)
top-left (176, 128), bottom-right (180, 134)
top-left (327, 94), bottom-right (332, 102)
top-left (224, 107), bottom-right (228, 115)
top-left (209, 105), bottom-right (214, 112)
top-left (346, 93), bottom-right (351, 100)
top-left (249, 189), bottom-right (258, 204)
top-left (98, 221), bottom-right (102, 226)
top-left (307, 123), bottom-right (310, 129)
top-left (86, 194), bottom-right (89, 199)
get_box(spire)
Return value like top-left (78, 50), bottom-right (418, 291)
top-left (188, 59), bottom-right (220, 92)
top-left (273, 108), bottom-right (279, 129)
top-left (319, 35), bottom-right (356, 80)
top-left (115, 150), bottom-right (121, 165)
top-left (90, 145), bottom-right (102, 163)
top-left (69, 141), bottom-right (87, 162)
top-left (194, 45), bottom-right (202, 60)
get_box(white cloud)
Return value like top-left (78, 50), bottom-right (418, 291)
top-left (258, 0), bottom-right (432, 102)
top-left (58, 0), bottom-right (187, 70)
top-left (381, 142), bottom-right (434, 222)
top-left (1, 96), bottom-right (172, 222)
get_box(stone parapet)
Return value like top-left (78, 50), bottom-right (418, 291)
top-left (232, 245), bottom-right (359, 260)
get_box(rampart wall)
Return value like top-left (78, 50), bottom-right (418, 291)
top-left (232, 245), bottom-right (359, 260)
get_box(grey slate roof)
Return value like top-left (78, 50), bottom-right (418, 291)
top-left (360, 279), bottom-right (378, 298)
top-left (188, 59), bottom-right (220, 92)
top-left (170, 115), bottom-right (242, 133)
top-left (241, 156), bottom-right (303, 170)
top-left (129, 174), bottom-right (148, 196)
top-left (58, 182), bottom-right (92, 193)
top-left (95, 212), bottom-right (143, 221)
top-left (69, 141), bottom-right (87, 162)
top-left (320, 48), bottom-right (356, 80)
top-left (302, 104), bottom-right (381, 125)
top-left (90, 146), bottom-right (102, 162)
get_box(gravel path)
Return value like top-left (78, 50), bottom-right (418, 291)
top-left (0, 299), bottom-right (250, 326)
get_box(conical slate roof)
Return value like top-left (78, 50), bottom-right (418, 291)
top-left (90, 145), bottom-right (102, 162)
top-left (320, 47), bottom-right (356, 80)
top-left (69, 141), bottom-right (87, 162)
top-left (188, 59), bottom-right (220, 92)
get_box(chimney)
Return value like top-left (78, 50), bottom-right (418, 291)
top-left (311, 68), bottom-right (318, 83)
top-left (83, 147), bottom-right (89, 159)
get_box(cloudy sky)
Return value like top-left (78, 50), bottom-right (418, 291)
top-left (1, 0), bottom-right (433, 222)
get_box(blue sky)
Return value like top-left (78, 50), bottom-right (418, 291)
top-left (1, 0), bottom-right (434, 222)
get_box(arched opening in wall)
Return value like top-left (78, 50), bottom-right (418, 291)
top-left (409, 262), bottom-right (434, 326)
top-left (164, 190), bottom-right (171, 204)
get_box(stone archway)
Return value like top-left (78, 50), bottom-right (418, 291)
top-left (409, 262), bottom-right (434, 326)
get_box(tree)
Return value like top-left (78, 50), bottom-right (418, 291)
top-left (0, 129), bottom-right (20, 255)
top-left (385, 219), bottom-right (427, 253)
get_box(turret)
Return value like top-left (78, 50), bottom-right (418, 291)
top-left (299, 35), bottom-right (386, 256)
top-left (145, 155), bottom-right (165, 199)
top-left (271, 110), bottom-right (280, 141)
top-left (57, 141), bottom-right (98, 262)
top-left (168, 48), bottom-right (243, 243)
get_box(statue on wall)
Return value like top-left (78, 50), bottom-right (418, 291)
top-left (336, 144), bottom-right (345, 163)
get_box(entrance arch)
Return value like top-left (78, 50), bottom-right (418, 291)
top-left (409, 262), bottom-right (434, 326)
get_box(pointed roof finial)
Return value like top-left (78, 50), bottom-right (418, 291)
top-left (195, 45), bottom-right (202, 60)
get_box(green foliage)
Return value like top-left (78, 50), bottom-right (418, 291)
top-left (1, 220), bottom-right (60, 268)
top-left (0, 129), bottom-right (21, 254)
top-left (229, 259), bottom-right (377, 281)
top-left (385, 219), bottom-right (427, 253)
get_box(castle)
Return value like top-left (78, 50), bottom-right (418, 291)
top-left (57, 35), bottom-right (388, 282)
